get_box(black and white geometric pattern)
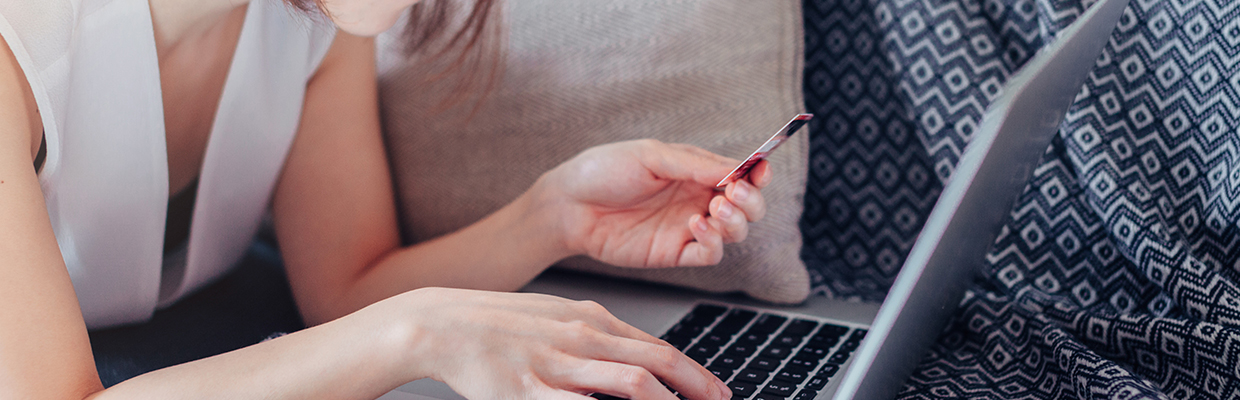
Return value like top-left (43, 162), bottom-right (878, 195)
top-left (801, 0), bottom-right (1240, 398)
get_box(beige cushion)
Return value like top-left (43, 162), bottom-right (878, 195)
top-left (377, 0), bottom-right (810, 303)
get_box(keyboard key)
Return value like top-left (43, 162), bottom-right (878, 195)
top-left (736, 332), bottom-right (769, 346)
top-left (784, 319), bottom-right (818, 336)
top-left (826, 352), bottom-right (850, 365)
top-left (709, 367), bottom-right (734, 382)
top-left (749, 357), bottom-right (780, 371)
top-left (817, 324), bottom-right (849, 337)
top-left (714, 309), bottom-right (757, 335)
top-left (725, 343), bottom-right (760, 358)
top-left (735, 369), bottom-right (770, 384)
top-left (729, 382), bottom-right (757, 397)
top-left (761, 381), bottom-right (797, 397)
top-left (688, 304), bottom-right (728, 322)
top-left (775, 369), bottom-right (808, 384)
top-left (688, 345), bottom-right (721, 360)
top-left (771, 334), bottom-right (803, 348)
top-left (784, 357), bottom-right (817, 372)
top-left (797, 346), bottom-right (830, 360)
top-left (665, 324), bottom-right (704, 341)
top-left (699, 333), bottom-right (731, 347)
top-left (710, 355), bottom-right (746, 370)
top-left (841, 331), bottom-right (865, 349)
top-left (760, 346), bottom-right (794, 360)
top-left (751, 314), bottom-right (787, 334)
top-left (754, 394), bottom-right (785, 400)
top-left (680, 317), bottom-right (715, 332)
top-left (817, 364), bottom-right (840, 378)
top-left (807, 335), bottom-right (839, 348)
top-left (795, 390), bottom-right (818, 399)
top-left (664, 335), bottom-right (693, 350)
top-left (805, 375), bottom-right (829, 391)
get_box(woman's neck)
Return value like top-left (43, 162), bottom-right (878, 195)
top-left (148, 0), bottom-right (249, 54)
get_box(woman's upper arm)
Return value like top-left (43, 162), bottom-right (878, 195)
top-left (0, 36), bottom-right (103, 398)
top-left (272, 31), bottom-right (402, 324)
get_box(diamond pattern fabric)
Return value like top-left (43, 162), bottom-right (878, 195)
top-left (801, 0), bottom-right (1240, 398)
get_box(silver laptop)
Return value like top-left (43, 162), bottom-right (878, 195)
top-left (384, 0), bottom-right (1127, 398)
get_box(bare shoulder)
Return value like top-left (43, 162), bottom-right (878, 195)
top-left (0, 33), bottom-right (42, 162)
top-left (312, 30), bottom-right (375, 81)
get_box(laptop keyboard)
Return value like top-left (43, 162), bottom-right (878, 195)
top-left (595, 303), bottom-right (867, 400)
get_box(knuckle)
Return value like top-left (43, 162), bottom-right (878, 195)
top-left (519, 371), bottom-right (542, 392)
top-left (575, 300), bottom-right (609, 317)
top-left (564, 320), bottom-right (596, 342)
top-left (650, 345), bottom-right (683, 371)
top-left (617, 365), bottom-right (654, 391)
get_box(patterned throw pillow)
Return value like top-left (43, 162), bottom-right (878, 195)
top-left (378, 0), bottom-right (812, 303)
top-left (802, 0), bottom-right (1240, 398)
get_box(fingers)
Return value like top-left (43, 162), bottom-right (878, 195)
top-left (724, 179), bottom-right (766, 223)
top-left (574, 339), bottom-right (730, 400)
top-left (706, 177), bottom-right (766, 244)
top-left (557, 303), bottom-right (727, 400)
top-left (678, 214), bottom-right (725, 266)
top-left (709, 196), bottom-right (748, 243)
top-left (608, 339), bottom-right (729, 400)
top-left (746, 159), bottom-right (775, 189)
top-left (637, 140), bottom-right (738, 188)
top-left (567, 360), bottom-right (679, 400)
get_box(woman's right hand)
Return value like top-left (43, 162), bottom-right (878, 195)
top-left (379, 287), bottom-right (731, 400)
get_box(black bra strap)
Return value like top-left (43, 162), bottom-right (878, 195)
top-left (33, 132), bottom-right (46, 173)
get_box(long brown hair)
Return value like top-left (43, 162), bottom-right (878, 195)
top-left (288, 0), bottom-right (504, 112)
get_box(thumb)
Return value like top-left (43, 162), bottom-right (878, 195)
top-left (637, 141), bottom-right (738, 187)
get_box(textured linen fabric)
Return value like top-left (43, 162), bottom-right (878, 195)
top-left (801, 0), bottom-right (1240, 398)
top-left (379, 0), bottom-right (812, 303)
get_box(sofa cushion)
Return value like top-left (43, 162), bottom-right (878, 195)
top-left (377, 0), bottom-right (810, 303)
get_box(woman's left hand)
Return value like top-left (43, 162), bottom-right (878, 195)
top-left (538, 139), bottom-right (771, 268)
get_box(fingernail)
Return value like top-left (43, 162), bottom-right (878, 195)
top-left (717, 202), bottom-right (733, 219)
top-left (695, 216), bottom-right (710, 232)
top-left (716, 379), bottom-right (731, 399)
top-left (732, 183), bottom-right (749, 202)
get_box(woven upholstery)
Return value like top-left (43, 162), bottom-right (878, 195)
top-left (800, 0), bottom-right (1240, 397)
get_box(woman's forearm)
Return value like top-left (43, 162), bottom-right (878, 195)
top-left (309, 176), bottom-right (576, 325)
top-left (90, 299), bottom-right (422, 400)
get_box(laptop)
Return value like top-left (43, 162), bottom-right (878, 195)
top-left (384, 0), bottom-right (1128, 398)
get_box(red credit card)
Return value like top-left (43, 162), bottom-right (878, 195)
top-left (716, 113), bottom-right (813, 188)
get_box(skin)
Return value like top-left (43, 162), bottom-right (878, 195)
top-left (0, 0), bottom-right (775, 398)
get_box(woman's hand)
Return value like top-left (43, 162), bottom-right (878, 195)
top-left (388, 288), bottom-right (731, 400)
top-left (538, 139), bottom-right (772, 268)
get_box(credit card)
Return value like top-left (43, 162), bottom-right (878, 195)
top-left (715, 113), bottom-right (813, 188)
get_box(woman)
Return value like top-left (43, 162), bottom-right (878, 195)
top-left (0, 0), bottom-right (771, 398)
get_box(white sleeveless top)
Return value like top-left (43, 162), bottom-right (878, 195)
top-left (0, 0), bottom-right (336, 328)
